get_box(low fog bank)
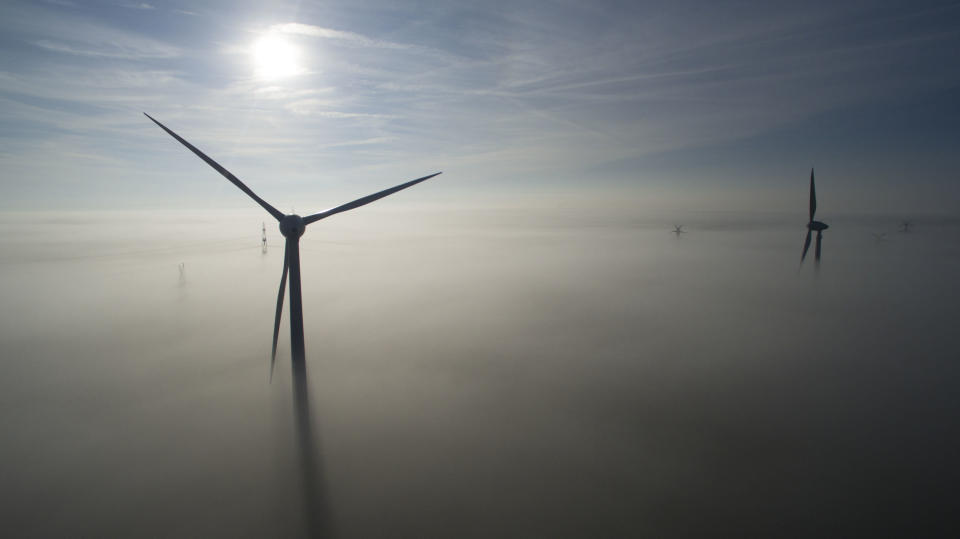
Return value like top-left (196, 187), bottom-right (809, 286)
top-left (1, 207), bottom-right (959, 537)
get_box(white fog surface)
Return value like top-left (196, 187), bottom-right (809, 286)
top-left (1, 207), bottom-right (959, 537)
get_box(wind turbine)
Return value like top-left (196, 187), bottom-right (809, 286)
top-left (900, 220), bottom-right (913, 233)
top-left (672, 224), bottom-right (686, 237)
top-left (145, 113), bottom-right (439, 368)
top-left (800, 168), bottom-right (829, 266)
top-left (261, 221), bottom-right (268, 254)
top-left (145, 113), bottom-right (440, 537)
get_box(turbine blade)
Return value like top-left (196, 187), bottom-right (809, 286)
top-left (303, 172), bottom-right (442, 225)
top-left (815, 230), bottom-right (823, 262)
top-left (809, 168), bottom-right (817, 222)
top-left (144, 113), bottom-right (285, 222)
top-left (800, 229), bottom-right (812, 263)
top-left (270, 246), bottom-right (290, 382)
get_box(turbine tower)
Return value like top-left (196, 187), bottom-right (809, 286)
top-left (800, 168), bottom-right (829, 266)
top-left (145, 113), bottom-right (440, 536)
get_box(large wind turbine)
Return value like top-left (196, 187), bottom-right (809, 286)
top-left (145, 113), bottom-right (439, 537)
top-left (800, 168), bottom-right (829, 266)
top-left (144, 113), bottom-right (440, 368)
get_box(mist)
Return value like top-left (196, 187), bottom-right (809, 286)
top-left (2, 204), bottom-right (959, 537)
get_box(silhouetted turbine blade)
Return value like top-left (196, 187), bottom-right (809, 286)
top-left (270, 246), bottom-right (290, 382)
top-left (801, 229), bottom-right (812, 263)
top-left (143, 113), bottom-right (285, 222)
top-left (809, 168), bottom-right (817, 222)
top-left (303, 172), bottom-right (442, 225)
top-left (815, 230), bottom-right (823, 262)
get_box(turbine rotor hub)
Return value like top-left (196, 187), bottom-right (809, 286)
top-left (808, 220), bottom-right (829, 231)
top-left (279, 214), bottom-right (306, 238)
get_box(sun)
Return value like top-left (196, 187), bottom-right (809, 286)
top-left (251, 34), bottom-right (303, 80)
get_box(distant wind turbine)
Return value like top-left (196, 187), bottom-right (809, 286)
top-left (801, 168), bottom-right (829, 266)
top-left (261, 221), bottom-right (268, 254)
top-left (672, 224), bottom-right (686, 237)
top-left (145, 113), bottom-right (440, 537)
top-left (900, 220), bottom-right (913, 233)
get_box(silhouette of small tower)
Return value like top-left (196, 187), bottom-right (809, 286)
top-left (261, 221), bottom-right (268, 254)
top-left (178, 262), bottom-right (186, 285)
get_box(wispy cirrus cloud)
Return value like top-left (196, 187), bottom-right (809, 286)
top-left (40, 0), bottom-right (77, 7)
top-left (1, 0), bottom-right (959, 210)
top-left (33, 38), bottom-right (179, 59)
top-left (284, 99), bottom-right (396, 119)
top-left (270, 22), bottom-right (416, 51)
top-left (12, 3), bottom-right (182, 60)
top-left (119, 2), bottom-right (155, 10)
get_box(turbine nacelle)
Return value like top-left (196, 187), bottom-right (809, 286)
top-left (280, 214), bottom-right (306, 239)
top-left (807, 220), bottom-right (829, 232)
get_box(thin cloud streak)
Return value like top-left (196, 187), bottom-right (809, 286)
top-left (272, 22), bottom-right (417, 51)
top-left (32, 38), bottom-right (178, 59)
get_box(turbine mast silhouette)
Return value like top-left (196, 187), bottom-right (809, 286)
top-left (800, 168), bottom-right (829, 266)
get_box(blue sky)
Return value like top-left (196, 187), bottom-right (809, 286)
top-left (1, 0), bottom-right (958, 213)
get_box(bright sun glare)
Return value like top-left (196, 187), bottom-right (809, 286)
top-left (252, 34), bottom-right (302, 80)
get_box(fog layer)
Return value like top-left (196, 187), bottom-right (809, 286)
top-left (1, 207), bottom-right (958, 537)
